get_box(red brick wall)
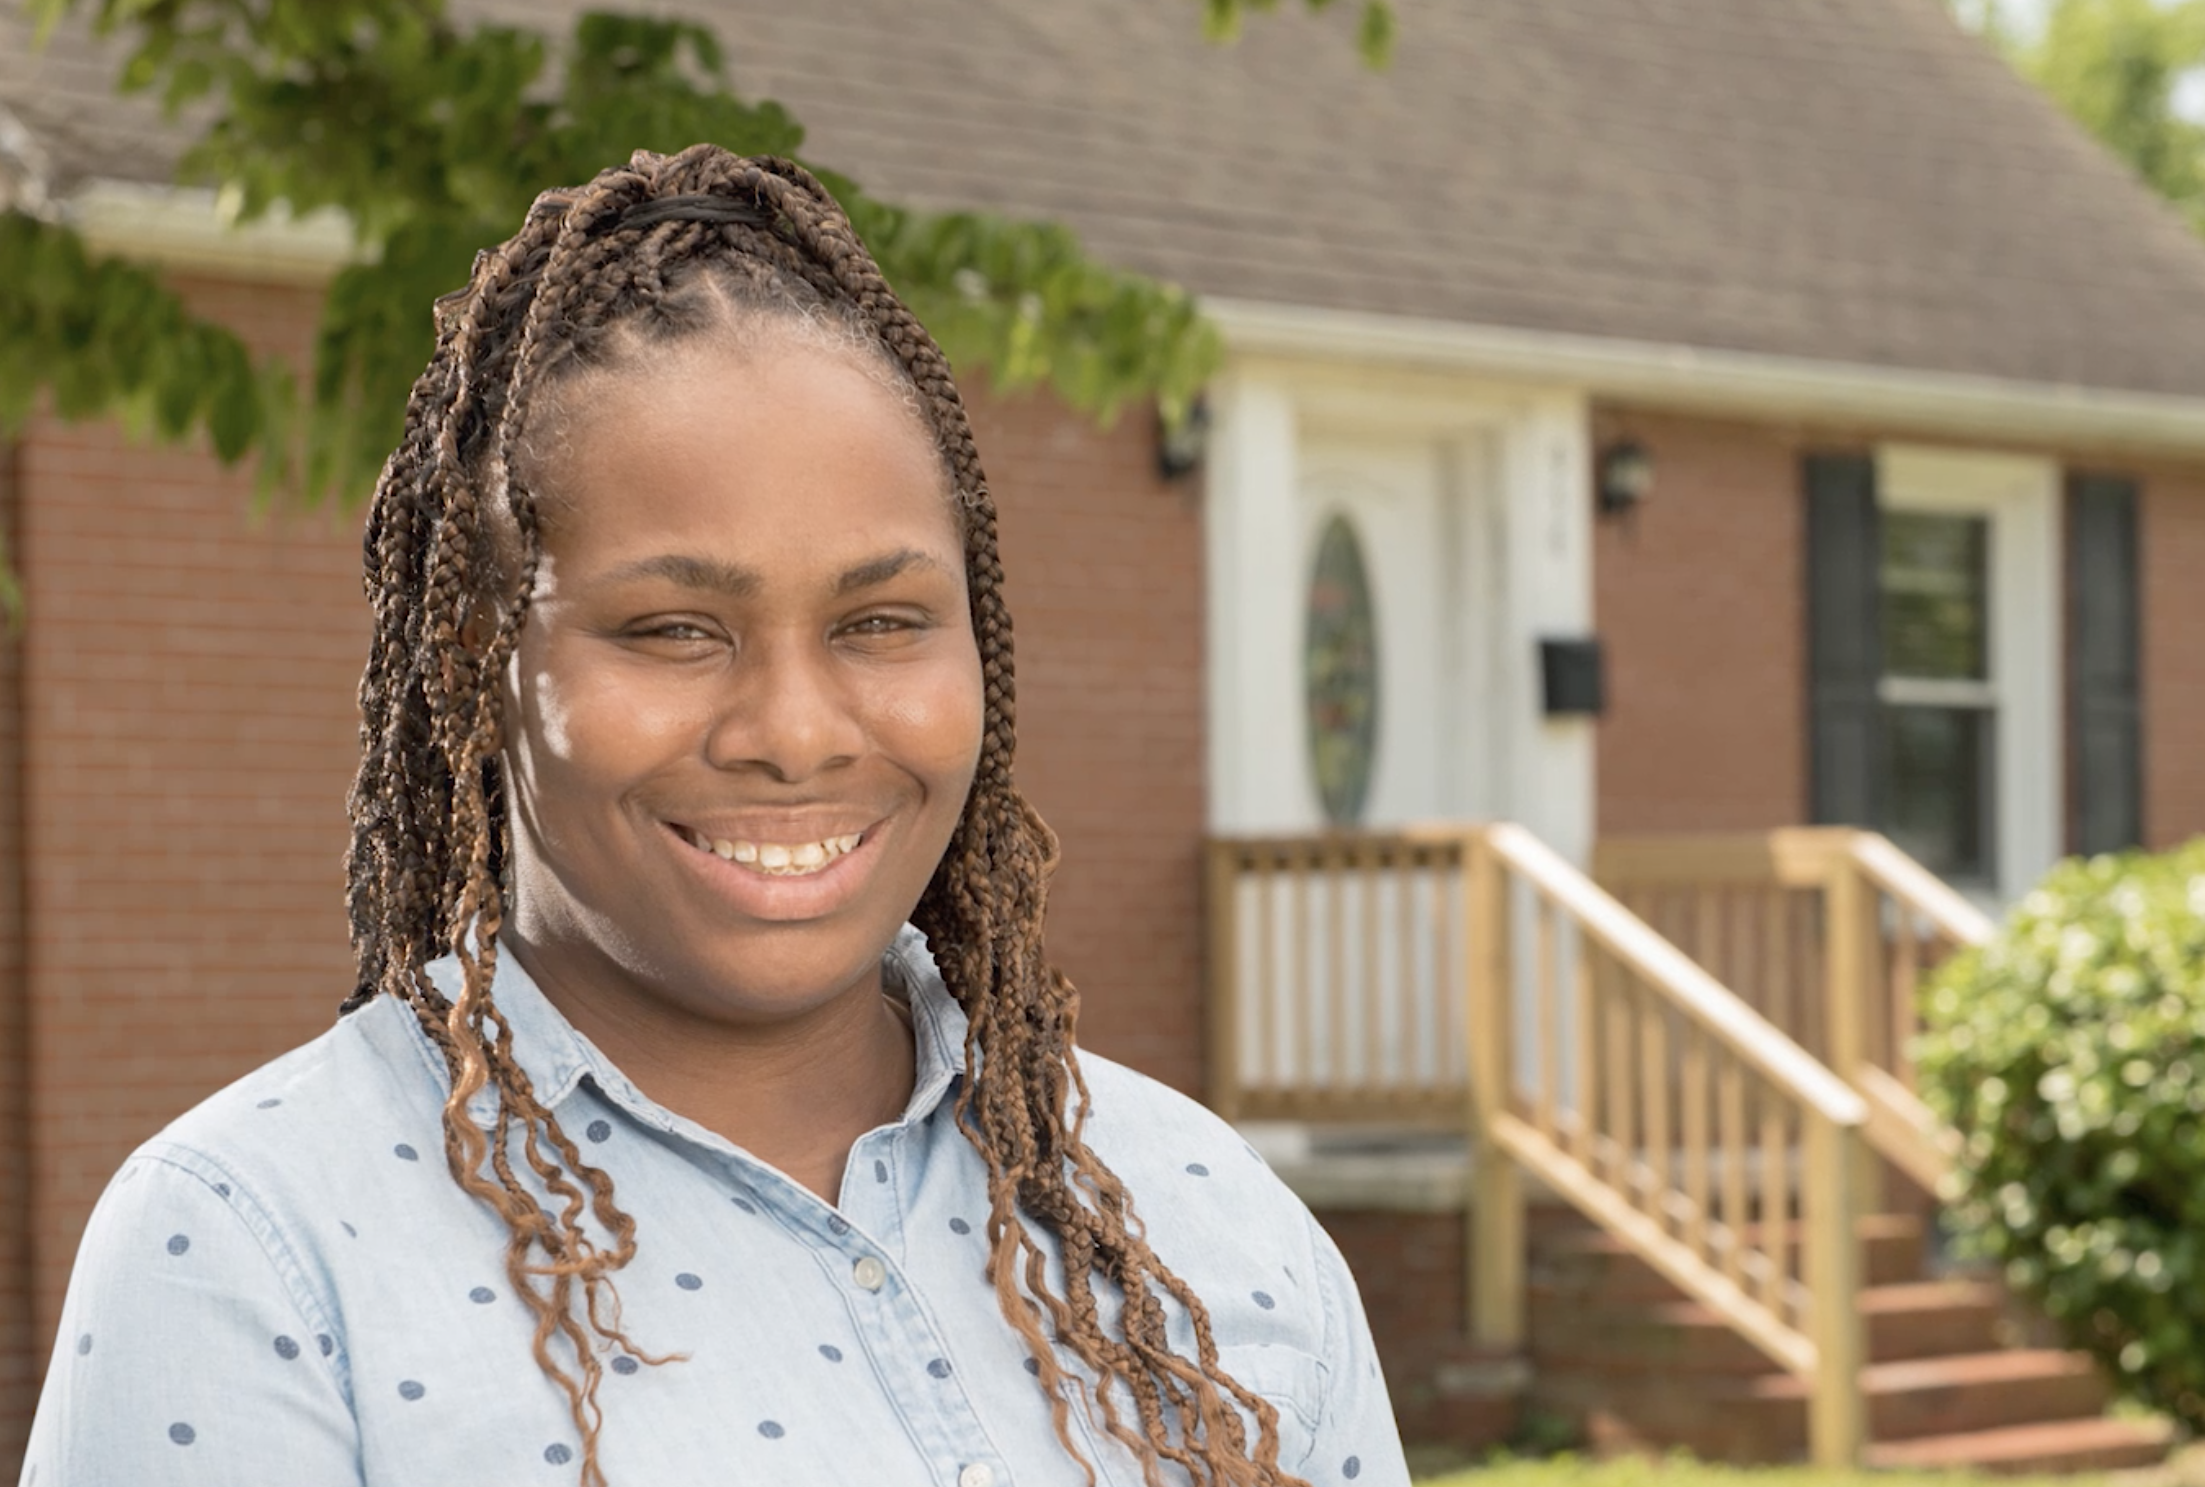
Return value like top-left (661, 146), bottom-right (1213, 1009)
top-left (2139, 465), bottom-right (2205, 849)
top-left (0, 440), bottom-right (30, 1465)
top-left (1592, 410), bottom-right (1811, 834)
top-left (0, 284), bottom-right (1207, 1455)
top-left (16, 277), bottom-right (358, 1416)
top-left (975, 392), bottom-right (1206, 1095)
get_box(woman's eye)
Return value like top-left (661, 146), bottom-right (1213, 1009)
top-left (622, 619), bottom-right (719, 646)
top-left (842, 613), bottom-right (923, 639)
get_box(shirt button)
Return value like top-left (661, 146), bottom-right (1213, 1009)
top-left (852, 1256), bottom-right (887, 1292)
top-left (958, 1466), bottom-right (996, 1487)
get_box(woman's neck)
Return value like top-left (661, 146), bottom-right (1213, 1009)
top-left (497, 932), bottom-right (918, 1203)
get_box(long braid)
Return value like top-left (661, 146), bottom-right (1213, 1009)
top-left (346, 143), bottom-right (1300, 1487)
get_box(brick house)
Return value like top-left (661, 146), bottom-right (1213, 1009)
top-left (6, 0), bottom-right (2205, 1470)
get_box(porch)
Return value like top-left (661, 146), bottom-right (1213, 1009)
top-left (1204, 826), bottom-right (2171, 1470)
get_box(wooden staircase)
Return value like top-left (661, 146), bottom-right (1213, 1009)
top-left (1205, 825), bottom-right (2179, 1471)
top-left (1529, 1213), bottom-right (2174, 1470)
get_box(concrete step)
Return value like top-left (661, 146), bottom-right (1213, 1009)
top-left (1865, 1415), bottom-right (2176, 1473)
top-left (1531, 1278), bottom-right (2008, 1373)
top-left (1530, 1213), bottom-right (1927, 1304)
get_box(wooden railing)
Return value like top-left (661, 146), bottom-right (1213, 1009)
top-left (1595, 829), bottom-right (1992, 1196)
top-left (1205, 832), bottom-right (1470, 1125)
top-left (1206, 824), bottom-right (1873, 1464)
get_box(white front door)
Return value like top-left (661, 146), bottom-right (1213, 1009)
top-left (1296, 437), bottom-right (1483, 828)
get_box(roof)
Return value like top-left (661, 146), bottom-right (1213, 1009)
top-left (10, 0), bottom-right (2205, 400)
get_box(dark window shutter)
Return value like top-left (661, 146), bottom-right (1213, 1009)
top-left (1805, 453), bottom-right (1881, 826)
top-left (2069, 473), bottom-right (2142, 854)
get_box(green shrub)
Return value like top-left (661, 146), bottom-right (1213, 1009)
top-left (1918, 839), bottom-right (2205, 1424)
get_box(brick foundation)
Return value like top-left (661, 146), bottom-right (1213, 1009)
top-left (1314, 1207), bottom-right (1524, 1452)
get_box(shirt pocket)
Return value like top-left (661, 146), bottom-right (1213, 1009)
top-left (1216, 1341), bottom-right (1326, 1468)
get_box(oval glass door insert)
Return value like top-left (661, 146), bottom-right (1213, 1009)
top-left (1304, 511), bottom-right (1380, 825)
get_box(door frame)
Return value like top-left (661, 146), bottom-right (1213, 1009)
top-left (1203, 354), bottom-right (1595, 865)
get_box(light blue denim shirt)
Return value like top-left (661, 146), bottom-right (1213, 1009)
top-left (24, 930), bottom-right (1408, 1486)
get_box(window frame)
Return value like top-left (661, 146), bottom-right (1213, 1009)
top-left (1875, 445), bottom-right (2062, 904)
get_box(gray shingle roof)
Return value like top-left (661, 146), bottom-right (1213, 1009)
top-left (10, 0), bottom-right (2205, 397)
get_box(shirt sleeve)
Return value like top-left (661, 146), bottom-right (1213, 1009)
top-left (24, 1152), bottom-right (362, 1486)
top-left (1297, 1210), bottom-right (1412, 1487)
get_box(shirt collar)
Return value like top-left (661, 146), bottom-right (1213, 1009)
top-left (418, 924), bottom-right (971, 1133)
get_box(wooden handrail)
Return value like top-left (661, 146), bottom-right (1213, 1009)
top-left (1594, 827), bottom-right (1991, 1203)
top-left (1489, 826), bottom-right (1867, 1128)
top-left (1847, 833), bottom-right (1995, 947)
top-left (1593, 827), bottom-right (1857, 890)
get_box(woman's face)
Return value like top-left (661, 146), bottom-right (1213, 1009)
top-left (499, 334), bottom-right (983, 1028)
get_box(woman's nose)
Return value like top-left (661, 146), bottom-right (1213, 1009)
top-left (702, 636), bottom-right (865, 782)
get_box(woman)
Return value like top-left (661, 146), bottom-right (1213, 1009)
top-left (24, 146), bottom-right (1408, 1487)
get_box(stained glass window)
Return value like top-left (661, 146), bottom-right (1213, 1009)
top-left (1304, 513), bottom-right (1379, 826)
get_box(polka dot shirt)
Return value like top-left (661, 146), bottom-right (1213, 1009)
top-left (24, 929), bottom-right (1408, 1485)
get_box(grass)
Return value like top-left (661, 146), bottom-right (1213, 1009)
top-left (1411, 1455), bottom-right (2137, 1487)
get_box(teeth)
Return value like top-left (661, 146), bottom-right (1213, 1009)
top-left (678, 825), bottom-right (865, 876)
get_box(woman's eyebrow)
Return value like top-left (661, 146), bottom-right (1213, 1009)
top-left (600, 549), bottom-right (948, 598)
top-left (834, 548), bottom-right (948, 595)
top-left (605, 553), bottom-right (762, 597)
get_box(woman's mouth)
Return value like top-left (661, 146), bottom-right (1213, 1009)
top-left (670, 824), bottom-right (865, 877)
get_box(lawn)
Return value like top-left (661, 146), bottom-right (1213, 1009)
top-left (1412, 1457), bottom-right (2142, 1487)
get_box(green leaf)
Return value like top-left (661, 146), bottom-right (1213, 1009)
top-left (14, 0), bottom-right (1267, 509)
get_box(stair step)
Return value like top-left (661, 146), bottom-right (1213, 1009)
top-left (1761, 1349), bottom-right (2109, 1443)
top-left (1859, 1279), bottom-right (2010, 1361)
top-left (1532, 1213), bottom-right (1926, 1302)
top-left (1539, 1349), bottom-right (2110, 1459)
top-left (1531, 1279), bottom-right (2007, 1373)
top-left (1865, 1415), bottom-right (2175, 1473)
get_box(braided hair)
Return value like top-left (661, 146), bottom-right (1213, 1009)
top-left (345, 144), bottom-right (1301, 1487)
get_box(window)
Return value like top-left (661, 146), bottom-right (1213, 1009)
top-left (1808, 447), bottom-right (2060, 902)
top-left (1303, 511), bottom-right (1380, 825)
top-left (1878, 512), bottom-right (1994, 882)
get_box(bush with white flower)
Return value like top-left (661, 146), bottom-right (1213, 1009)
top-left (1918, 840), bottom-right (2205, 1425)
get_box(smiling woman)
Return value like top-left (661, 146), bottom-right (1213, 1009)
top-left (22, 147), bottom-right (1409, 1487)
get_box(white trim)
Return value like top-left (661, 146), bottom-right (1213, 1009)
top-left (1877, 445), bottom-right (2063, 903)
top-left (1207, 296), bottom-right (2205, 458)
top-left (1203, 359), bottom-right (1594, 865)
top-left (1879, 676), bottom-right (1996, 710)
top-left (64, 181), bottom-right (356, 285)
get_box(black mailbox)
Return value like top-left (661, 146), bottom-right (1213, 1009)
top-left (1540, 637), bottom-right (1606, 718)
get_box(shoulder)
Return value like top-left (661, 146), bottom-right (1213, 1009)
top-left (1071, 1051), bottom-right (1268, 1183)
top-left (140, 994), bottom-right (442, 1181)
top-left (87, 996), bottom-right (463, 1292)
top-left (1067, 1052), bottom-right (1348, 1374)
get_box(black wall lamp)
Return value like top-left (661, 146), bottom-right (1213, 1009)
top-left (1596, 439), bottom-right (1654, 516)
top-left (1156, 395), bottom-right (1212, 481)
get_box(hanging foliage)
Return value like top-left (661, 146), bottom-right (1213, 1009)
top-left (3, 0), bottom-right (1374, 504)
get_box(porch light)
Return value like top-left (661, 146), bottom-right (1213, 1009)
top-left (1597, 439), bottom-right (1654, 515)
top-left (1156, 395), bottom-right (1212, 480)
